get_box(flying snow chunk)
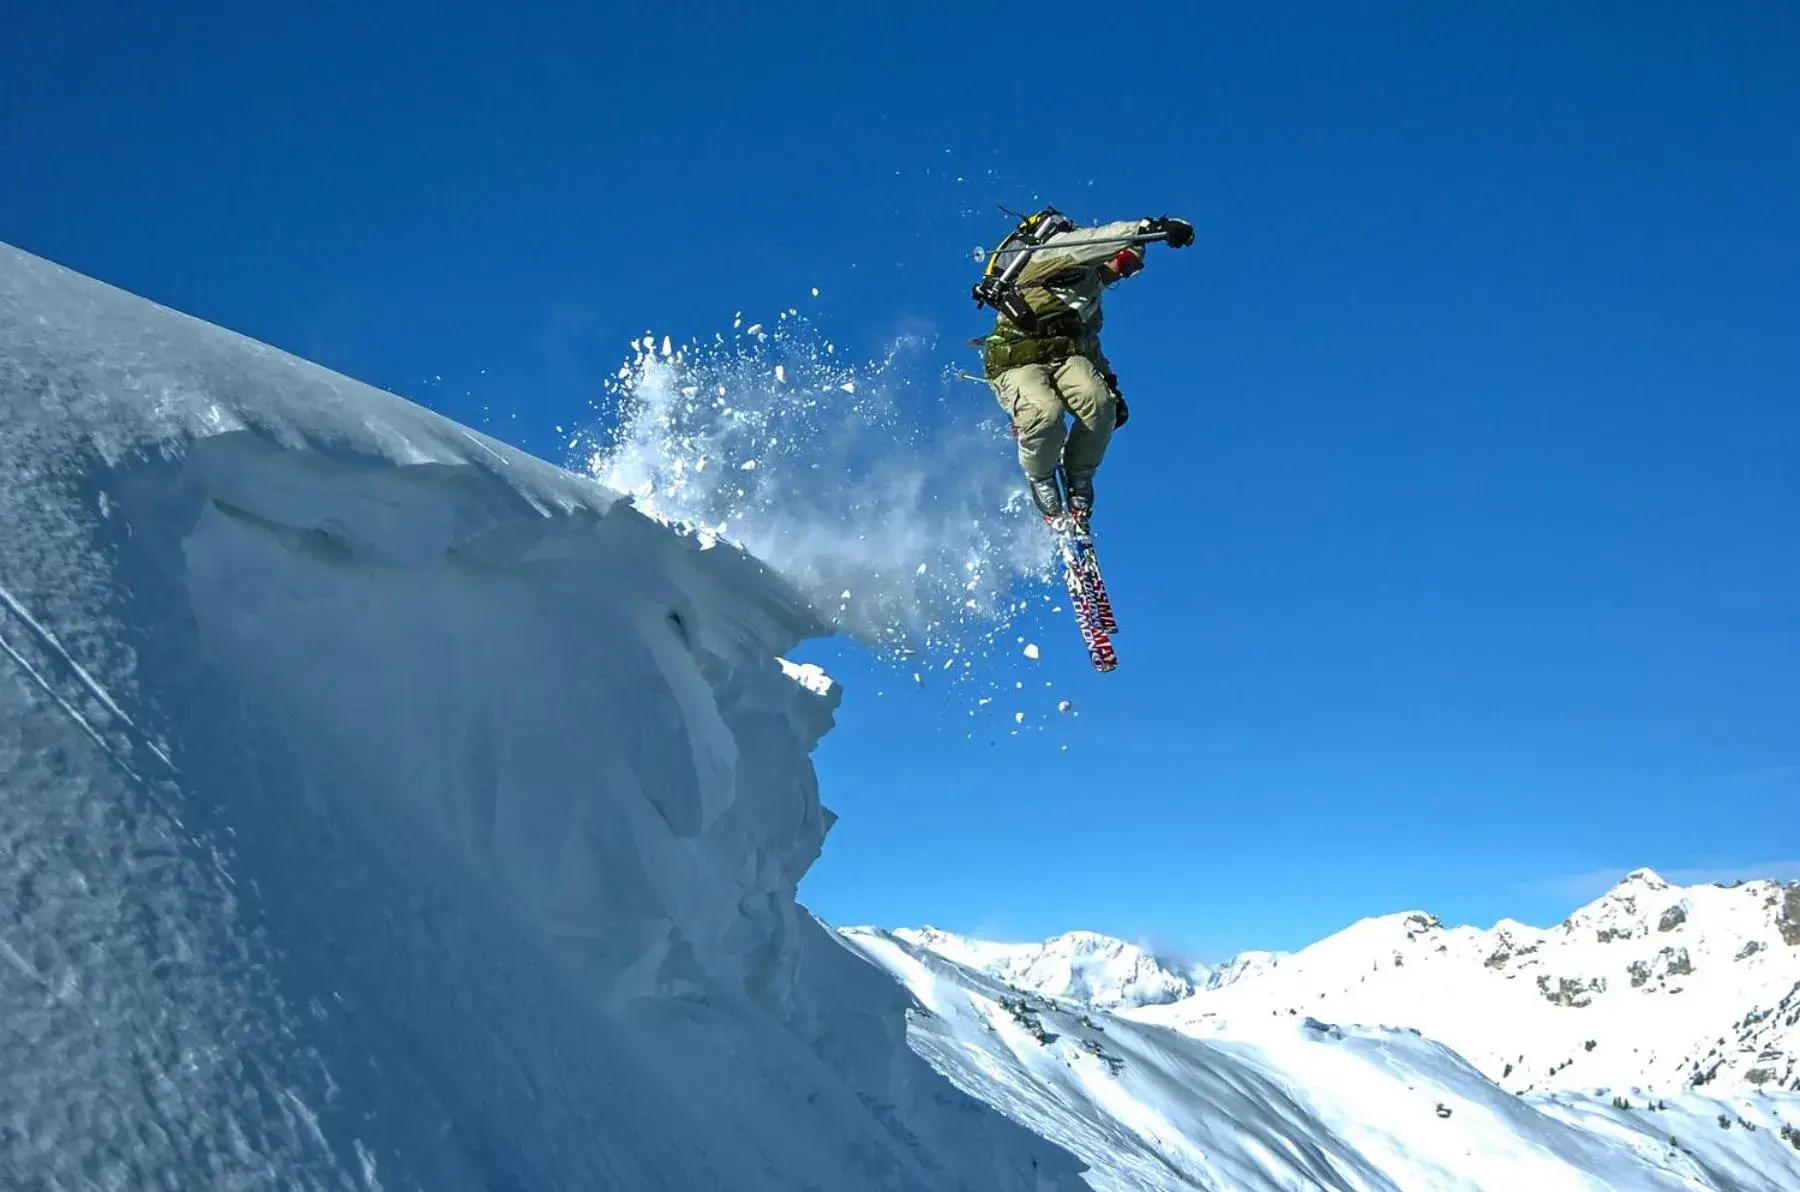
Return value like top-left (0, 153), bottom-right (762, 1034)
top-left (776, 658), bottom-right (838, 699)
top-left (811, 287), bottom-right (821, 298)
top-left (774, 364), bottom-right (788, 384)
top-left (1023, 643), bottom-right (1040, 660)
top-left (1057, 700), bottom-right (1073, 714)
top-left (746, 323), bottom-right (765, 337)
top-left (1014, 712), bottom-right (1025, 724)
top-left (739, 460), bottom-right (758, 471)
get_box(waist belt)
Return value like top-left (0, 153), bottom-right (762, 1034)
top-left (983, 330), bottom-right (1095, 376)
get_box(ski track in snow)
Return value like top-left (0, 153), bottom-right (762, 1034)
top-left (0, 578), bottom-right (164, 757)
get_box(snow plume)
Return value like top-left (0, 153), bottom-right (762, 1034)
top-left (577, 313), bottom-right (1050, 662)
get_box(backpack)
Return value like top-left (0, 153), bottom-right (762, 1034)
top-left (971, 207), bottom-right (1074, 333)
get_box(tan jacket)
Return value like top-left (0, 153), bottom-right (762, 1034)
top-left (982, 219), bottom-right (1150, 376)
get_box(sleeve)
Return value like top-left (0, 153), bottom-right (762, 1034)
top-left (1033, 219), bottom-right (1154, 270)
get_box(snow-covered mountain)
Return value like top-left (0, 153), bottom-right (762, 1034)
top-left (844, 926), bottom-right (1800, 1191)
top-left (1133, 868), bottom-right (1800, 1098)
top-left (0, 243), bottom-right (1085, 1191)
top-left (16, 238), bottom-right (1796, 1191)
top-left (893, 926), bottom-right (1206, 1009)
top-left (887, 870), bottom-right (1800, 1099)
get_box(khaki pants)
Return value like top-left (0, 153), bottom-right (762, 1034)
top-left (990, 355), bottom-right (1117, 481)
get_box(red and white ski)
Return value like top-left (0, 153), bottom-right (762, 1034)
top-left (1054, 517), bottom-right (1118, 672)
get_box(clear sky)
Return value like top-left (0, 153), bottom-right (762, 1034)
top-left (6, 2), bottom-right (1797, 959)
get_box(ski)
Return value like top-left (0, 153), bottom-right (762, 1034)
top-left (1075, 524), bottom-right (1118, 635)
top-left (1054, 519), bottom-right (1118, 672)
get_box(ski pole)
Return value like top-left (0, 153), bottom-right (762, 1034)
top-left (966, 231), bottom-right (1170, 263)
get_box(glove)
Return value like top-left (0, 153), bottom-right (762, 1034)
top-left (1106, 247), bottom-right (1145, 279)
top-left (1103, 372), bottom-right (1130, 429)
top-left (1152, 216), bottom-right (1195, 249)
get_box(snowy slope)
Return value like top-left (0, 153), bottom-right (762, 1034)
top-left (892, 871), bottom-right (1800, 1099)
top-left (1132, 869), bottom-right (1800, 1098)
top-left (844, 927), bottom-right (1800, 1192)
top-left (895, 926), bottom-right (1205, 1008)
top-left (0, 242), bottom-right (1084, 1191)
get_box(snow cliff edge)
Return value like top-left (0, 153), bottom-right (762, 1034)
top-left (0, 243), bottom-right (1081, 1190)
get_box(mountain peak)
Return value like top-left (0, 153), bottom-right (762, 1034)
top-left (1042, 930), bottom-right (1145, 958)
top-left (1129, 865), bottom-right (1800, 1097)
top-left (885, 926), bottom-right (1202, 1009)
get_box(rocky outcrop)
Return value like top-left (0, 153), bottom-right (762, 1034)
top-left (1538, 974), bottom-right (1607, 1007)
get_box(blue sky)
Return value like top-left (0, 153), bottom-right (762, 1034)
top-left (5, 2), bottom-right (1797, 959)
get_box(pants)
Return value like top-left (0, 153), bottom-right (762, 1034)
top-left (990, 355), bottom-right (1118, 481)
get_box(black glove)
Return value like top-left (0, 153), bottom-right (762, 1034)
top-left (1152, 216), bottom-right (1195, 249)
top-left (1103, 372), bottom-right (1130, 429)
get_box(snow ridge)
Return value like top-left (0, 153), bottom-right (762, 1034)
top-left (0, 242), bottom-right (1084, 1191)
top-left (889, 872), bottom-right (1800, 1099)
top-left (893, 926), bottom-right (1204, 1009)
top-left (844, 924), bottom-right (1800, 1192)
top-left (1135, 868), bottom-right (1800, 1097)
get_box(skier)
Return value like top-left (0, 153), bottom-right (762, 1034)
top-left (975, 211), bottom-right (1194, 525)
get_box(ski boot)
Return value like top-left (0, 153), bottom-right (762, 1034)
top-left (1062, 468), bottom-right (1095, 532)
top-left (1027, 473), bottom-right (1065, 524)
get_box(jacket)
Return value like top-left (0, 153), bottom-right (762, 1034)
top-left (981, 218), bottom-right (1148, 377)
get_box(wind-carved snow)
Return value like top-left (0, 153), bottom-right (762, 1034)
top-left (0, 243), bottom-right (1085, 1191)
top-left (844, 925), bottom-right (1800, 1192)
top-left (578, 318), bottom-right (1054, 670)
top-left (895, 926), bottom-right (1205, 1009)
